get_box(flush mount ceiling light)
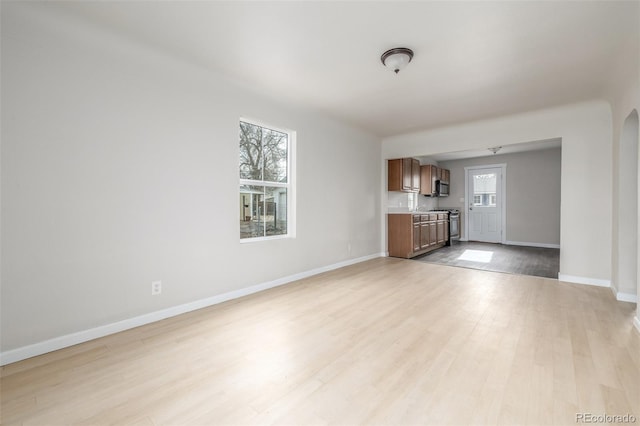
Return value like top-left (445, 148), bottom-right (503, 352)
top-left (381, 47), bottom-right (414, 74)
top-left (488, 146), bottom-right (502, 154)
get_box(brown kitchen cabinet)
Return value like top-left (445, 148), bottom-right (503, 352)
top-left (420, 165), bottom-right (437, 196)
top-left (441, 168), bottom-right (450, 184)
top-left (413, 218), bottom-right (421, 252)
top-left (428, 222), bottom-right (437, 246)
top-left (420, 215), bottom-right (430, 249)
top-left (420, 223), bottom-right (429, 249)
top-left (436, 220), bottom-right (446, 244)
top-left (388, 213), bottom-right (449, 259)
top-left (388, 158), bottom-right (420, 192)
top-left (411, 159), bottom-right (420, 191)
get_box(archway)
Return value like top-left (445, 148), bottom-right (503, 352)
top-left (617, 110), bottom-right (639, 304)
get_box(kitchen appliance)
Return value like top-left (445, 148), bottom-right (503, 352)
top-left (446, 209), bottom-right (460, 245)
top-left (436, 180), bottom-right (449, 197)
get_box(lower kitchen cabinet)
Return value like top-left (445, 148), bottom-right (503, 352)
top-left (388, 213), bottom-right (449, 259)
top-left (436, 214), bottom-right (447, 244)
top-left (413, 222), bottom-right (421, 252)
top-left (420, 221), bottom-right (429, 249)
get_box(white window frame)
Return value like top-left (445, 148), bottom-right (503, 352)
top-left (239, 118), bottom-right (296, 242)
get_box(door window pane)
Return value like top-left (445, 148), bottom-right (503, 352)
top-left (473, 173), bottom-right (497, 206)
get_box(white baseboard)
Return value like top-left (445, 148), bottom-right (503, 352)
top-left (634, 316), bottom-right (640, 335)
top-left (615, 292), bottom-right (638, 303)
top-left (0, 252), bottom-right (384, 366)
top-left (558, 274), bottom-right (611, 288)
top-left (610, 281), bottom-right (638, 303)
top-left (504, 240), bottom-right (560, 249)
top-left (609, 285), bottom-right (618, 299)
top-left (458, 239), bottom-right (559, 249)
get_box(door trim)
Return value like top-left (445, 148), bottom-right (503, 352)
top-left (464, 164), bottom-right (507, 243)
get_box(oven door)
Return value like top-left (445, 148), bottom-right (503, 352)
top-left (449, 214), bottom-right (459, 238)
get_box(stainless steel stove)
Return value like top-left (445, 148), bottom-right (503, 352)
top-left (431, 209), bottom-right (460, 245)
top-left (446, 209), bottom-right (460, 245)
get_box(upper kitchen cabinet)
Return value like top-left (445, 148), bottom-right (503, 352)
top-left (388, 158), bottom-right (420, 192)
top-left (420, 165), bottom-right (437, 196)
top-left (441, 168), bottom-right (450, 184)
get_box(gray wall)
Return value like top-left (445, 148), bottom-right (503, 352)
top-left (438, 147), bottom-right (561, 245)
top-left (1, 4), bottom-right (382, 353)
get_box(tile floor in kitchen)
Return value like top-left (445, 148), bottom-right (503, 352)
top-left (412, 241), bottom-right (560, 279)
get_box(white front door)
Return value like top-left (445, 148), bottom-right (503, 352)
top-left (467, 167), bottom-right (503, 243)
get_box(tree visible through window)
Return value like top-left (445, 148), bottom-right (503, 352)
top-left (239, 120), bottom-right (290, 240)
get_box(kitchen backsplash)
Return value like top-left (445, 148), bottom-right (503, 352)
top-left (417, 195), bottom-right (439, 211)
top-left (387, 192), bottom-right (438, 212)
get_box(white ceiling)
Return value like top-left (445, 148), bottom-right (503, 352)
top-left (425, 138), bottom-right (562, 162)
top-left (37, 1), bottom-right (639, 137)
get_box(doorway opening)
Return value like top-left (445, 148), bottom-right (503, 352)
top-left (411, 140), bottom-right (561, 280)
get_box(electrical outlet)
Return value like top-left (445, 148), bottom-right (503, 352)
top-left (151, 280), bottom-right (162, 295)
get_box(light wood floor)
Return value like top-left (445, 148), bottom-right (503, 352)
top-left (2, 258), bottom-right (639, 425)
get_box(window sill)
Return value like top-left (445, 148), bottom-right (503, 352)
top-left (240, 234), bottom-right (294, 244)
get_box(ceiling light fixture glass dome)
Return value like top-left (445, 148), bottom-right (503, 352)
top-left (381, 47), bottom-right (414, 74)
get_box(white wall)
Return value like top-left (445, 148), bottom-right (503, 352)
top-left (613, 110), bottom-right (638, 301)
top-left (439, 148), bottom-right (562, 246)
top-left (0, 4), bottom-right (382, 355)
top-left (382, 101), bottom-right (612, 285)
top-left (607, 0), bottom-right (640, 310)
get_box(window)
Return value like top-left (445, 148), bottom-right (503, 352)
top-left (239, 119), bottom-right (293, 240)
top-left (473, 173), bottom-right (497, 207)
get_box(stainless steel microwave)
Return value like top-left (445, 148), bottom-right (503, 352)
top-left (436, 181), bottom-right (449, 197)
